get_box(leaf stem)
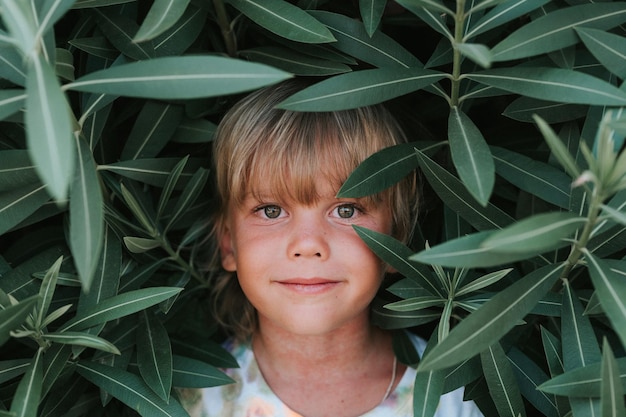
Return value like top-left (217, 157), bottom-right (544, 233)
top-left (213, 0), bottom-right (237, 57)
top-left (450, 0), bottom-right (466, 107)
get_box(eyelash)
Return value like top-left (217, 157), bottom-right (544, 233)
top-left (253, 203), bottom-right (364, 219)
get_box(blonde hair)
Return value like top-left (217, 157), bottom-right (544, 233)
top-left (210, 80), bottom-right (419, 341)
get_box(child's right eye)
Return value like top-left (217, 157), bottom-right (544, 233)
top-left (258, 205), bottom-right (282, 219)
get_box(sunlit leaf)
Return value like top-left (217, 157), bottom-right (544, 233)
top-left (67, 56), bottom-right (292, 99)
top-left (491, 3), bottom-right (626, 61)
top-left (278, 67), bottom-right (445, 111)
top-left (448, 107), bottom-right (494, 206)
top-left (26, 54), bottom-right (75, 201)
top-left (418, 263), bottom-right (564, 371)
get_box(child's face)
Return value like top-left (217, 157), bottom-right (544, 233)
top-left (219, 176), bottom-right (392, 337)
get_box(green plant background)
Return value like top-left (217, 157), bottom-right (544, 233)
top-left (2, 0), bottom-right (626, 416)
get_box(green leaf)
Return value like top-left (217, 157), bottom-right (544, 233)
top-left (309, 10), bottom-right (422, 68)
top-left (43, 331), bottom-right (120, 355)
top-left (415, 150), bottom-right (515, 231)
top-left (0, 359), bottom-right (29, 385)
top-left (448, 107), bottom-right (494, 206)
top-left (456, 43), bottom-right (492, 68)
top-left (417, 263), bottom-right (564, 371)
top-left (465, 0), bottom-right (551, 40)
top-left (503, 97), bottom-right (587, 124)
top-left (278, 67), bottom-right (446, 111)
top-left (9, 349), bottom-right (43, 417)
top-left (123, 237), bottom-right (161, 254)
top-left (239, 46), bottom-right (351, 76)
top-left (59, 287), bottom-right (183, 332)
top-left (163, 167), bottom-right (208, 233)
top-left (491, 3), bottom-right (626, 62)
top-left (456, 268), bottom-right (513, 297)
top-left (137, 312), bottom-right (172, 401)
top-left (394, 0), bottom-right (453, 15)
top-left (0, 183), bottom-right (50, 235)
top-left (26, 54), bottom-right (75, 201)
top-left (601, 339), bottom-right (626, 417)
top-left (134, 0), bottom-right (190, 42)
top-left (394, 0), bottom-right (453, 39)
top-left (94, 8), bottom-right (155, 60)
top-left (491, 146), bottom-right (573, 209)
top-left (70, 135), bottom-right (104, 291)
top-left (68, 36), bottom-right (118, 60)
top-left (35, 256), bottom-right (62, 329)
top-left (584, 255), bottom-right (626, 349)
top-left (41, 344), bottom-right (73, 398)
top-left (227, 0), bottom-right (334, 43)
top-left (338, 142), bottom-right (422, 198)
top-left (413, 333), bottom-right (446, 417)
top-left (67, 56), bottom-right (292, 99)
top-left (157, 156), bottom-right (189, 221)
top-left (507, 348), bottom-right (559, 417)
top-left (576, 27), bottom-right (626, 80)
top-left (0, 296), bottom-right (38, 346)
top-left (353, 225), bottom-right (443, 297)
top-left (0, 0), bottom-right (38, 56)
top-left (171, 355), bottom-right (234, 388)
top-left (538, 357), bottom-right (626, 397)
top-left (481, 212), bottom-right (585, 255)
top-left (120, 183), bottom-right (157, 235)
top-left (0, 89), bottom-right (26, 121)
top-left (359, 0), bottom-right (386, 37)
top-left (101, 158), bottom-right (202, 188)
top-left (467, 67), bottom-right (626, 106)
top-left (122, 101), bottom-right (184, 160)
top-left (0, 44), bottom-right (27, 86)
top-left (0, 150), bottom-right (39, 192)
top-left (36, 0), bottom-right (77, 37)
top-left (481, 343), bottom-right (526, 417)
top-left (534, 115), bottom-right (581, 180)
top-left (76, 361), bottom-right (189, 417)
top-left (153, 4), bottom-right (207, 57)
top-left (385, 295), bottom-right (443, 312)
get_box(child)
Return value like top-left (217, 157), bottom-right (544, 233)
top-left (181, 80), bottom-right (483, 417)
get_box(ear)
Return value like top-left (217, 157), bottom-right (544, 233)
top-left (218, 223), bottom-right (237, 272)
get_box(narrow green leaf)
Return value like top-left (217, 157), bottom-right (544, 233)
top-left (338, 142), bottom-right (422, 198)
top-left (584, 255), bottom-right (626, 349)
top-left (36, 0), bottom-right (77, 37)
top-left (9, 349), bottom-right (43, 417)
top-left (0, 150), bottom-right (39, 192)
top-left (456, 43), bottom-right (492, 68)
top-left (26, 54), bottom-right (75, 201)
top-left (415, 150), bottom-right (515, 231)
top-left (76, 361), bottom-right (189, 417)
top-left (120, 183), bottom-right (157, 235)
top-left (0, 296), bottom-right (38, 346)
top-left (481, 343), bottom-right (526, 417)
top-left (491, 3), bottom-right (626, 61)
top-left (72, 0), bottom-right (134, 8)
top-left (0, 44), bottom-right (27, 86)
top-left (601, 339), bottom-right (626, 417)
top-left (456, 268), bottom-right (512, 296)
top-left (70, 135), bottom-right (104, 291)
top-left (163, 167), bottom-right (208, 233)
top-left (68, 36), bottom-right (118, 60)
top-left (309, 10), bottom-right (422, 68)
top-left (418, 263), bottom-right (564, 371)
top-left (384, 296), bottom-right (444, 312)
top-left (239, 46), bottom-right (351, 76)
top-left (122, 101), bottom-right (185, 160)
top-left (534, 115), bottom-right (581, 180)
top-left (227, 0), bottom-right (334, 43)
top-left (101, 157), bottom-right (202, 188)
top-left (278, 67), bottom-right (445, 111)
top-left (134, 0), bottom-right (190, 42)
top-left (59, 287), bottom-right (183, 332)
top-left (0, 359), bottom-right (29, 385)
top-left (467, 67), bottom-right (626, 106)
top-left (538, 357), bottom-right (626, 397)
top-left (171, 355), bottom-right (234, 388)
top-left (41, 344), bottom-right (72, 398)
top-left (394, 0), bottom-right (453, 15)
top-left (353, 225), bottom-right (443, 297)
top-left (43, 331), bottom-right (120, 355)
top-left (94, 8), bottom-right (155, 60)
top-left (503, 97), bottom-right (587, 124)
top-left (413, 333), bottom-right (446, 417)
top-left (576, 27), bottom-right (626, 80)
top-left (0, 89), bottom-right (26, 121)
top-left (465, 0), bottom-right (551, 40)
top-left (0, 182), bottom-right (50, 235)
top-left (448, 107), bottom-right (494, 206)
top-left (394, 0), bottom-right (453, 38)
top-left (359, 0), bottom-right (386, 37)
top-left (137, 312), bottom-right (172, 401)
top-left (157, 156), bottom-right (188, 221)
top-left (491, 146), bottom-right (572, 209)
top-left (562, 280), bottom-right (602, 370)
top-left (0, 0), bottom-right (38, 55)
top-left (507, 348), bottom-right (559, 417)
top-left (35, 256), bottom-right (62, 329)
top-left (123, 237), bottom-right (161, 254)
top-left (153, 4), bottom-right (207, 57)
top-left (67, 56), bottom-right (292, 99)
top-left (482, 212), bottom-right (585, 255)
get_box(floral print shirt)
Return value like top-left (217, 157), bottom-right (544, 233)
top-left (179, 333), bottom-right (483, 417)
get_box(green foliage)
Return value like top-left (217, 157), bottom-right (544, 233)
top-left (1, 0), bottom-right (626, 416)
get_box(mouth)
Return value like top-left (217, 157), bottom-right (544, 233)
top-left (276, 278), bottom-right (341, 294)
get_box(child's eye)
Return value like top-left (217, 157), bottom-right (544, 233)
top-left (259, 205), bottom-right (282, 219)
top-left (336, 204), bottom-right (356, 218)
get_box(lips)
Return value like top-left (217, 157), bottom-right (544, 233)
top-left (275, 278), bottom-right (341, 294)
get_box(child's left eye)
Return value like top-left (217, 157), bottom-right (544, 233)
top-left (336, 204), bottom-right (356, 218)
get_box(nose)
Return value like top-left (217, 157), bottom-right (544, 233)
top-left (287, 214), bottom-right (330, 260)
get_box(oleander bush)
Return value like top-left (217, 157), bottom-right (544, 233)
top-left (1, 0), bottom-right (626, 416)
